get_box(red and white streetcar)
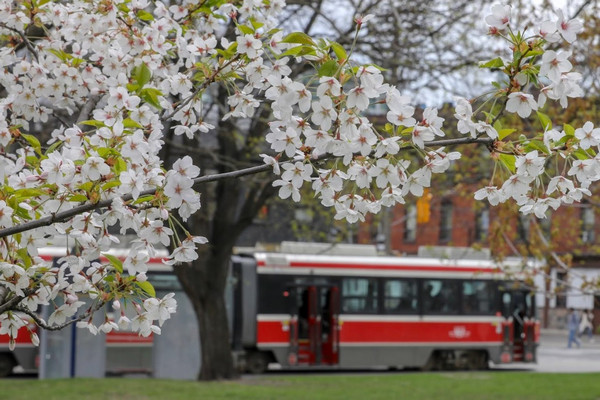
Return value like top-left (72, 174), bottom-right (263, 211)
top-left (231, 249), bottom-right (539, 373)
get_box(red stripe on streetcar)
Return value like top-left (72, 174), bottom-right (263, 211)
top-left (257, 321), bottom-right (289, 343)
top-left (256, 320), bottom-right (505, 344)
top-left (0, 333), bottom-right (36, 345)
top-left (106, 332), bottom-right (153, 344)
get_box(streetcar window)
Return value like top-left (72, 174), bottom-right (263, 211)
top-left (502, 292), bottom-right (511, 318)
top-left (462, 281), bottom-right (496, 315)
top-left (257, 275), bottom-right (290, 314)
top-left (422, 279), bottom-right (460, 314)
top-left (383, 279), bottom-right (418, 314)
top-left (341, 278), bottom-right (378, 314)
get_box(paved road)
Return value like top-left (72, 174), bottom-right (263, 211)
top-left (529, 329), bottom-right (600, 373)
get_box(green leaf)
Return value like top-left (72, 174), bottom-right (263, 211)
top-left (79, 120), bottom-right (106, 128)
top-left (573, 149), bottom-right (592, 160)
top-left (47, 48), bottom-right (72, 62)
top-left (296, 46), bottom-right (317, 57)
top-left (479, 57), bottom-right (505, 69)
top-left (249, 18), bottom-right (263, 30)
top-left (133, 63), bottom-right (152, 87)
top-left (282, 32), bottom-right (315, 46)
top-left (117, 3), bottom-right (130, 13)
top-left (45, 140), bottom-right (62, 155)
top-left (126, 83), bottom-right (140, 93)
top-left (136, 280), bottom-right (156, 297)
top-left (563, 123), bottom-right (575, 137)
top-left (318, 60), bottom-right (338, 77)
top-left (103, 253), bottom-right (124, 274)
top-left (132, 195), bottom-right (154, 205)
top-left (115, 157), bottom-right (127, 174)
top-left (137, 9), bottom-right (154, 21)
top-left (281, 45), bottom-right (316, 58)
top-left (71, 57), bottom-right (84, 68)
top-left (68, 194), bottom-right (89, 202)
top-left (526, 49), bottom-right (544, 57)
top-left (17, 248), bottom-right (32, 269)
top-left (102, 181), bottom-right (121, 191)
top-left (97, 147), bottom-right (119, 158)
top-left (140, 87), bottom-right (163, 109)
top-left (536, 111), bottom-right (552, 131)
top-left (14, 188), bottom-right (45, 198)
top-left (237, 24), bottom-right (254, 35)
top-left (281, 45), bottom-right (304, 57)
top-left (79, 182), bottom-right (94, 192)
top-left (26, 155), bottom-right (39, 167)
top-left (526, 139), bottom-right (550, 155)
top-left (492, 119), bottom-right (502, 132)
top-left (498, 154), bottom-right (516, 173)
top-left (21, 134), bottom-right (41, 154)
top-left (498, 128), bottom-right (516, 140)
top-left (123, 118), bottom-right (143, 129)
top-left (331, 42), bottom-right (347, 61)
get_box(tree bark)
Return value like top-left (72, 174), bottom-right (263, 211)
top-left (175, 244), bottom-right (238, 380)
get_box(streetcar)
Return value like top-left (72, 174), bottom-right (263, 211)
top-left (231, 250), bottom-right (539, 372)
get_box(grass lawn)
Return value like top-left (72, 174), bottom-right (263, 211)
top-left (1, 372), bottom-right (600, 400)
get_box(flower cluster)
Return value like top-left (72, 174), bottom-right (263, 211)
top-left (0, 0), bottom-right (285, 343)
top-left (468, 5), bottom-right (595, 219)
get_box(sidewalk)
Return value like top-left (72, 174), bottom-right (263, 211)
top-left (534, 329), bottom-right (600, 372)
top-left (540, 328), bottom-right (598, 348)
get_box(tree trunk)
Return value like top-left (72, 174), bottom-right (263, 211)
top-left (193, 281), bottom-right (236, 380)
top-left (175, 245), bottom-right (239, 380)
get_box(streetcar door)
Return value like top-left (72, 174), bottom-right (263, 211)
top-left (320, 287), bottom-right (340, 365)
top-left (287, 284), bottom-right (339, 366)
top-left (287, 285), bottom-right (321, 366)
top-left (500, 287), bottom-right (537, 362)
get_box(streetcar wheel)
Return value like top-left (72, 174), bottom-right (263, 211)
top-left (466, 351), bottom-right (488, 370)
top-left (422, 351), bottom-right (441, 371)
top-left (245, 352), bottom-right (269, 374)
top-left (0, 354), bottom-right (16, 377)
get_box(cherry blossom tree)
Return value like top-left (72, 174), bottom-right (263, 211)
top-left (0, 0), bottom-right (598, 380)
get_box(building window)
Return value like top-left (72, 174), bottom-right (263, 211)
top-left (582, 206), bottom-right (595, 243)
top-left (555, 271), bottom-right (567, 308)
top-left (517, 214), bottom-right (531, 242)
top-left (439, 200), bottom-right (453, 242)
top-left (404, 204), bottom-right (417, 243)
top-left (475, 208), bottom-right (489, 241)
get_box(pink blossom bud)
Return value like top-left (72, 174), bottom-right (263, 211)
top-left (30, 332), bottom-right (40, 347)
top-left (65, 293), bottom-right (78, 304)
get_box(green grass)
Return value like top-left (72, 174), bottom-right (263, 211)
top-left (1, 372), bottom-right (600, 400)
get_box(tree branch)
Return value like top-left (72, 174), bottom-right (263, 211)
top-left (14, 300), bottom-right (106, 331)
top-left (0, 135), bottom-right (494, 239)
top-left (0, 289), bottom-right (34, 314)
